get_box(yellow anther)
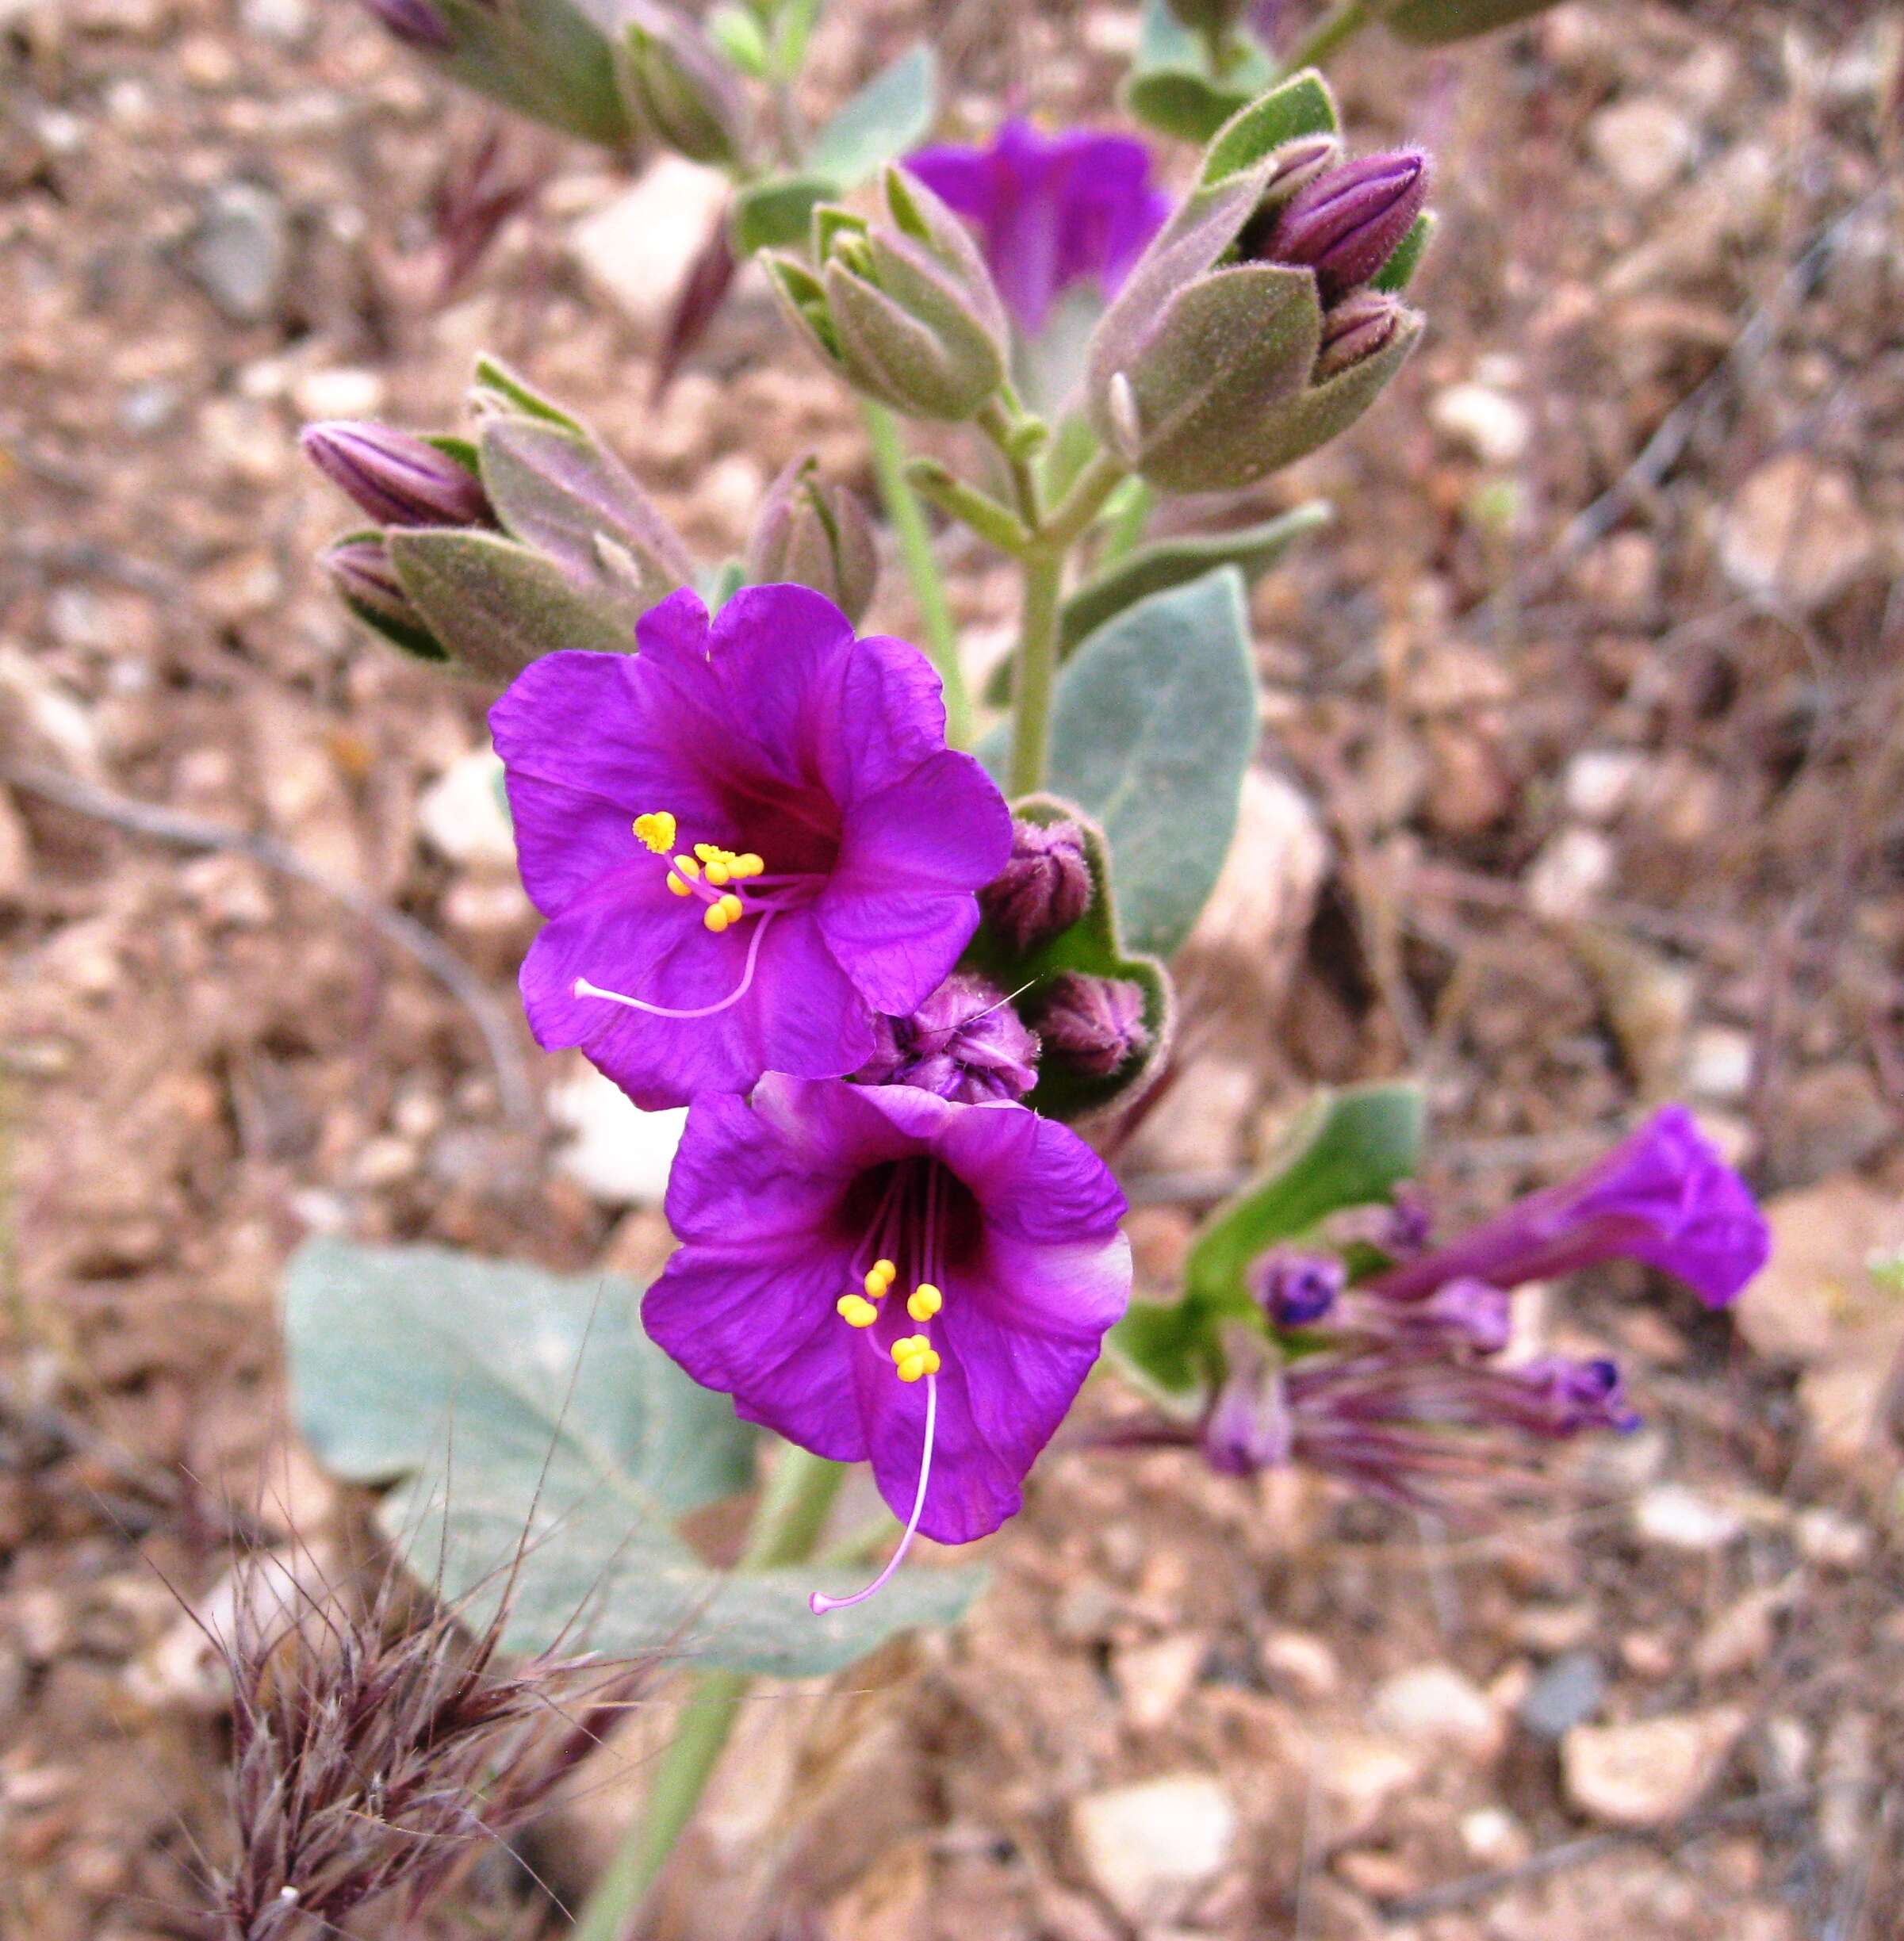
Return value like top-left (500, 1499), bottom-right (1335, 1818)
top-left (703, 904), bottom-right (730, 934)
top-left (896, 1353), bottom-right (929, 1384)
top-left (872, 1258), bottom-right (897, 1285)
top-left (864, 1267), bottom-right (891, 1299)
top-left (836, 1294), bottom-right (879, 1328)
top-left (919, 1347), bottom-right (941, 1376)
top-left (665, 873), bottom-right (691, 898)
top-left (633, 811), bottom-right (677, 854)
top-left (672, 853), bottom-right (701, 879)
top-left (735, 853), bottom-right (764, 878)
top-left (704, 859), bottom-right (730, 886)
top-left (890, 1334), bottom-right (924, 1365)
top-left (907, 1284), bottom-right (943, 1323)
top-left (718, 893), bottom-right (745, 923)
top-left (694, 843), bottom-right (718, 863)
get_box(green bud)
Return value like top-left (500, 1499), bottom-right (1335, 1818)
top-left (747, 454), bottom-right (879, 625)
top-left (764, 167), bottom-right (1009, 422)
top-left (1383, 0), bottom-right (1564, 44)
top-left (617, 2), bottom-right (749, 167)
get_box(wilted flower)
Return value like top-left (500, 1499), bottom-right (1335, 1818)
top-left (490, 584), bottom-right (1010, 1109)
top-left (618, 2), bottom-right (749, 167)
top-left (905, 120), bottom-right (1170, 338)
top-left (1039, 973), bottom-right (1151, 1078)
top-left (979, 816), bottom-right (1093, 953)
top-left (765, 168), bottom-right (1011, 421)
top-left (855, 971), bottom-right (1040, 1105)
top-left (301, 420), bottom-right (495, 530)
top-left (644, 1075), bottom-right (1131, 1604)
top-left (748, 454), bottom-right (879, 626)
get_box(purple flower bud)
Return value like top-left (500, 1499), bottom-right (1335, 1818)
top-left (1038, 974), bottom-right (1150, 1078)
top-left (357, 0), bottom-right (454, 51)
top-left (301, 422), bottom-right (494, 530)
top-left (979, 818), bottom-right (1093, 953)
top-left (1250, 1246), bottom-right (1346, 1329)
top-left (620, 2), bottom-right (749, 169)
top-left (854, 972), bottom-right (1039, 1105)
top-left (1398, 1276), bottom-right (1513, 1356)
top-left (747, 456), bottom-right (879, 626)
top-left (1315, 288), bottom-right (1407, 381)
top-left (1496, 1357), bottom-right (1641, 1438)
top-left (1203, 1331), bottom-right (1293, 1476)
top-left (320, 534), bottom-right (445, 660)
top-left (1268, 149), bottom-right (1430, 302)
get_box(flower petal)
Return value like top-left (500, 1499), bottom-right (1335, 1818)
top-left (935, 1103), bottom-right (1128, 1246)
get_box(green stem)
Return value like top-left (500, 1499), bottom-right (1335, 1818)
top-left (569, 1449), bottom-right (845, 1941)
top-left (1098, 480), bottom-right (1155, 569)
top-left (1008, 547), bottom-right (1064, 799)
top-left (906, 458), bottom-right (1031, 555)
top-left (1278, 0), bottom-right (1379, 73)
top-left (860, 400), bottom-right (971, 748)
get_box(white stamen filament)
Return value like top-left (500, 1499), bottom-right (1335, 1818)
top-left (573, 912), bottom-right (775, 1020)
top-left (810, 1373), bottom-right (938, 1616)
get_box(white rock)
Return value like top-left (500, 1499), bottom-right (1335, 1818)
top-left (549, 1066), bottom-right (687, 1208)
top-left (416, 747), bottom-right (516, 871)
top-left (1112, 1635), bottom-right (1206, 1732)
top-left (1070, 1774), bottom-right (1237, 1924)
top-left (1458, 1806), bottom-right (1529, 1866)
top-left (191, 179), bottom-right (289, 324)
top-left (1525, 825), bottom-right (1614, 920)
top-left (1794, 1506), bottom-right (1871, 1572)
top-left (1313, 1734), bottom-right (1425, 1843)
top-left (1370, 1663), bottom-right (1503, 1761)
top-left (1563, 1708), bottom-right (1745, 1827)
top-left (569, 156), bottom-right (731, 335)
top-left (1686, 1025), bottom-right (1753, 1102)
top-left (293, 365), bottom-right (385, 421)
top-left (1588, 96), bottom-right (1697, 197)
top-left (1719, 456), bottom-right (1876, 611)
top-left (1633, 1483), bottom-right (1745, 1552)
top-left (1562, 748), bottom-right (1645, 823)
top-left (1430, 382), bottom-right (1531, 465)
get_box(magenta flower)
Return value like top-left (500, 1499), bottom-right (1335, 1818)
top-left (906, 121), bottom-right (1170, 337)
top-left (1368, 1105), bottom-right (1768, 1310)
top-left (490, 586), bottom-right (1010, 1109)
top-left (644, 1076), bottom-right (1132, 1603)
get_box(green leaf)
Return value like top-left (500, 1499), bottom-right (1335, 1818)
top-left (1373, 211), bottom-right (1436, 293)
top-left (388, 529), bottom-right (634, 680)
top-left (1198, 70), bottom-right (1339, 185)
top-left (285, 1240), bottom-right (986, 1678)
top-left (435, 0), bottom-right (637, 148)
top-left (730, 172), bottom-right (837, 255)
top-left (470, 354), bottom-right (585, 431)
top-left (983, 568), bottom-right (1260, 959)
top-left (1124, 67), bottom-right (1258, 147)
top-left (808, 44), bottom-right (937, 188)
top-left (708, 2), bottom-right (769, 76)
top-left (1114, 1083), bottom-right (1426, 1397)
top-left (1384, 0), bottom-right (1562, 46)
top-left (769, 0), bottom-right (825, 77)
top-left (961, 796), bottom-right (1174, 1123)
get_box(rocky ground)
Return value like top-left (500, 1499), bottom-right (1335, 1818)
top-left (2, 1), bottom-right (1901, 1937)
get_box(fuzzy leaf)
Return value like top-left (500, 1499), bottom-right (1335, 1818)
top-left (470, 354), bottom-right (584, 431)
top-left (984, 568), bottom-right (1259, 959)
top-left (388, 529), bottom-right (633, 680)
top-left (1384, 0), bottom-right (1562, 46)
top-left (731, 172), bottom-right (838, 255)
top-left (809, 44), bottom-right (937, 187)
top-left (1124, 67), bottom-right (1259, 147)
top-left (1198, 69), bottom-right (1339, 185)
top-left (285, 1240), bottom-right (985, 1678)
top-left (434, 0), bottom-right (636, 147)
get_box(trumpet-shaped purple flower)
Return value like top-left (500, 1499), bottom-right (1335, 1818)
top-left (645, 1076), bottom-right (1131, 1601)
top-left (491, 586), bottom-right (1010, 1109)
top-left (906, 121), bottom-right (1170, 337)
top-left (1369, 1105), bottom-right (1768, 1310)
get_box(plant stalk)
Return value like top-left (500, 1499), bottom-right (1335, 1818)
top-left (1278, 0), bottom-right (1379, 73)
top-left (1008, 547), bottom-right (1064, 799)
top-left (860, 400), bottom-right (972, 748)
top-left (569, 1449), bottom-right (845, 1941)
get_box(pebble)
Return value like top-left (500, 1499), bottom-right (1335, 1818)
top-left (1633, 1483), bottom-right (1745, 1552)
top-left (415, 747), bottom-right (516, 871)
top-left (1685, 1024), bottom-right (1753, 1102)
top-left (190, 178), bottom-right (289, 324)
top-left (1518, 1651), bottom-right (1607, 1740)
top-left (547, 1066), bottom-right (686, 1207)
top-left (1718, 455), bottom-right (1876, 611)
top-left (1561, 747), bottom-right (1646, 823)
top-left (1459, 1806), bottom-right (1530, 1866)
top-left (1111, 1634), bottom-right (1205, 1732)
top-left (1693, 1581), bottom-right (1795, 1680)
top-left (1313, 1734), bottom-right (1425, 1843)
top-left (1185, 768), bottom-right (1328, 997)
top-left (292, 365), bottom-right (386, 420)
top-left (1561, 1707), bottom-right (1745, 1827)
top-left (1793, 1506), bottom-right (1871, 1571)
top-left (1259, 1628), bottom-right (1342, 1702)
top-left (1429, 381), bottom-right (1531, 465)
top-left (1370, 1663), bottom-right (1503, 1761)
top-left (569, 155), bottom-right (730, 336)
top-left (1525, 825), bottom-right (1614, 920)
top-left (1069, 1774), bottom-right (1236, 1924)
top-left (1588, 96), bottom-right (1698, 197)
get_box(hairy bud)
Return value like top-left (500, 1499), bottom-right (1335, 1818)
top-left (980, 817), bottom-right (1093, 953)
top-left (301, 420), bottom-right (494, 530)
top-left (855, 972), bottom-right (1040, 1105)
top-left (748, 454), bottom-right (878, 626)
top-left (1266, 148), bottom-right (1429, 301)
top-left (320, 534), bottom-right (445, 660)
top-left (1203, 1330), bottom-right (1293, 1476)
top-left (1314, 289), bottom-right (1408, 381)
top-left (766, 168), bottom-right (1010, 422)
top-left (618, 3), bottom-right (749, 167)
top-left (1039, 973), bottom-right (1150, 1078)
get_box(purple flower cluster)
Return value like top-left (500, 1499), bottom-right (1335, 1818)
top-left (1197, 1109), bottom-right (1768, 1508)
top-left (489, 584), bottom-right (1136, 1603)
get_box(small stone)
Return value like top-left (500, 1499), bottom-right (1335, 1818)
top-left (292, 366), bottom-right (385, 420)
top-left (1430, 381), bottom-right (1530, 465)
top-left (1518, 1652), bottom-right (1606, 1741)
top-left (1111, 1635), bottom-right (1205, 1733)
top-left (1633, 1483), bottom-right (1745, 1552)
top-left (1525, 825), bottom-right (1614, 920)
top-left (1562, 1707), bottom-right (1745, 1827)
top-left (1793, 1507), bottom-right (1871, 1572)
top-left (1184, 768), bottom-right (1328, 998)
top-left (1511, 1602), bottom-right (1598, 1655)
top-left (548, 1066), bottom-right (686, 1208)
top-left (1686, 1025), bottom-right (1753, 1103)
top-left (1562, 748), bottom-right (1646, 823)
top-left (190, 179), bottom-right (289, 324)
top-left (0, 787), bottom-right (30, 902)
top-left (1370, 1664), bottom-right (1503, 1761)
top-left (1588, 96), bottom-right (1698, 197)
top-left (1459, 1806), bottom-right (1530, 1866)
top-left (1259, 1629), bottom-right (1341, 1702)
top-left (1734, 1178), bottom-right (1902, 1363)
top-left (1693, 1582), bottom-right (1795, 1680)
top-left (416, 748), bottom-right (515, 871)
top-left (569, 156), bottom-right (730, 336)
top-left (1070, 1774), bottom-right (1236, 1925)
top-left (1719, 456), bottom-right (1876, 611)
top-left (1314, 1735), bottom-right (1425, 1843)
top-left (239, 0), bottom-right (312, 41)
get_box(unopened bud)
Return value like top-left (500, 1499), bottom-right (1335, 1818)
top-left (1038, 973), bottom-right (1150, 1078)
top-left (357, 0), bottom-right (454, 52)
top-left (1203, 1329), bottom-right (1293, 1476)
top-left (747, 454), bottom-right (878, 626)
top-left (1251, 1247), bottom-right (1346, 1329)
top-left (980, 818), bottom-right (1092, 953)
top-left (619, 2), bottom-right (749, 167)
top-left (1314, 288), bottom-right (1406, 380)
top-left (854, 973), bottom-right (1039, 1105)
top-left (301, 421), bottom-right (494, 530)
top-left (1504, 1357), bottom-right (1641, 1438)
top-left (320, 534), bottom-right (445, 660)
top-left (1268, 148), bottom-right (1429, 301)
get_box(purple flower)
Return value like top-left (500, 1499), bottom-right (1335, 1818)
top-left (906, 121), bottom-right (1170, 337)
top-left (490, 585), bottom-right (1011, 1109)
top-left (1370, 1106), bottom-right (1768, 1310)
top-left (645, 1077), bottom-right (1131, 1598)
top-left (1251, 1247), bottom-right (1346, 1328)
top-left (855, 972), bottom-right (1040, 1105)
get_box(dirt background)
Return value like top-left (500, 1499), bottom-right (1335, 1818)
top-left (2, 1), bottom-right (1902, 1937)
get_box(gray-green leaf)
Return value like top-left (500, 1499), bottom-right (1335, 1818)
top-left (808, 44), bottom-right (937, 188)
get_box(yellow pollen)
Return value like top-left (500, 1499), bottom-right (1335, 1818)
top-left (907, 1284), bottom-right (943, 1323)
top-left (634, 811), bottom-right (676, 854)
top-left (837, 1294), bottom-right (879, 1328)
top-left (704, 859), bottom-right (730, 886)
top-left (703, 904), bottom-right (731, 933)
top-left (872, 1258), bottom-right (897, 1285)
top-left (718, 893), bottom-right (745, 923)
top-left (694, 843), bottom-right (718, 863)
top-left (864, 1266), bottom-right (891, 1299)
top-left (735, 853), bottom-right (764, 878)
